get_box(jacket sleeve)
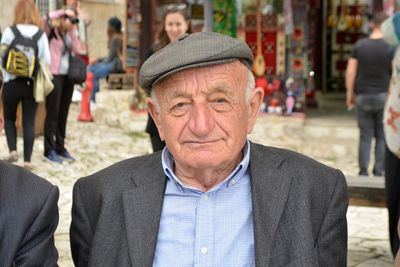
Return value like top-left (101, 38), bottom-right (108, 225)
top-left (317, 170), bottom-right (349, 266)
top-left (39, 33), bottom-right (51, 66)
top-left (68, 29), bottom-right (82, 56)
top-left (0, 27), bottom-right (13, 45)
top-left (70, 180), bottom-right (93, 267)
top-left (14, 185), bottom-right (60, 267)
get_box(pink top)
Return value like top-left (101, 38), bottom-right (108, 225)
top-left (42, 10), bottom-right (81, 75)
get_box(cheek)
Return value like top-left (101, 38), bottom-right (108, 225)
top-left (178, 25), bottom-right (187, 34)
top-left (215, 111), bottom-right (249, 138)
top-left (160, 115), bottom-right (187, 142)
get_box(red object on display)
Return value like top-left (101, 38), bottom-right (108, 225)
top-left (256, 76), bottom-right (268, 93)
top-left (78, 72), bottom-right (94, 122)
top-left (270, 98), bottom-right (279, 107)
top-left (272, 79), bottom-right (281, 91)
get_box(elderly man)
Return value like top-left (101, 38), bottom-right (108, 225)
top-left (70, 32), bottom-right (348, 266)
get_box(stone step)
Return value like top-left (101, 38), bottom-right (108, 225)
top-left (345, 175), bottom-right (386, 207)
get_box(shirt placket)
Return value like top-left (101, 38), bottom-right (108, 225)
top-left (194, 192), bottom-right (215, 267)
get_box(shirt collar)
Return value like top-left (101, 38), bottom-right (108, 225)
top-left (161, 140), bottom-right (251, 193)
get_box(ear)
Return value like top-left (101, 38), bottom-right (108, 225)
top-left (247, 86), bottom-right (264, 134)
top-left (146, 97), bottom-right (165, 140)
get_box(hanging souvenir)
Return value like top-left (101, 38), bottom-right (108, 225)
top-left (212, 0), bottom-right (237, 37)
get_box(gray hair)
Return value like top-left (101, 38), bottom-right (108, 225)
top-left (151, 68), bottom-right (255, 113)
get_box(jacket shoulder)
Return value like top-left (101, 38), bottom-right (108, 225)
top-left (251, 142), bottom-right (345, 185)
top-left (0, 160), bottom-right (58, 211)
top-left (75, 152), bottom-right (162, 193)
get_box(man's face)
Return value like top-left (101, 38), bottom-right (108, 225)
top-left (148, 61), bottom-right (263, 171)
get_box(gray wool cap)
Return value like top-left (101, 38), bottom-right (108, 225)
top-left (139, 31), bottom-right (254, 92)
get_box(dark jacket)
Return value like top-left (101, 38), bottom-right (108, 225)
top-left (70, 142), bottom-right (348, 266)
top-left (0, 160), bottom-right (59, 267)
top-left (144, 47), bottom-right (165, 150)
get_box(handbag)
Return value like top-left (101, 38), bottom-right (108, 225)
top-left (68, 54), bottom-right (86, 84)
top-left (63, 36), bottom-right (86, 84)
top-left (34, 59), bottom-right (54, 102)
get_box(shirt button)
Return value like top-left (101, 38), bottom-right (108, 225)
top-left (203, 194), bottom-right (209, 200)
top-left (200, 247), bottom-right (208, 254)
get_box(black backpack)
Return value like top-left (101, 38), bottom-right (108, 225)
top-left (2, 26), bottom-right (43, 78)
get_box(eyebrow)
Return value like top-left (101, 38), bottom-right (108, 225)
top-left (165, 86), bottom-right (232, 100)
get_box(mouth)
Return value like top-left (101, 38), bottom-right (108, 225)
top-left (184, 140), bottom-right (220, 145)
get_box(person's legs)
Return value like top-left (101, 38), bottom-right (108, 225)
top-left (44, 75), bottom-right (63, 157)
top-left (356, 105), bottom-right (374, 176)
top-left (2, 79), bottom-right (23, 157)
top-left (21, 82), bottom-right (38, 163)
top-left (87, 64), bottom-right (100, 102)
top-left (385, 146), bottom-right (400, 257)
top-left (373, 110), bottom-right (386, 176)
top-left (55, 79), bottom-right (74, 154)
top-left (88, 62), bottom-right (114, 102)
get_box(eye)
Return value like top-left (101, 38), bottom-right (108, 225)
top-left (210, 97), bottom-right (232, 112)
top-left (214, 98), bottom-right (227, 104)
top-left (175, 102), bottom-right (186, 108)
top-left (170, 101), bottom-right (191, 116)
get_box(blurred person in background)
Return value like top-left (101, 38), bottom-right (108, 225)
top-left (145, 6), bottom-right (192, 152)
top-left (346, 12), bottom-right (393, 177)
top-left (42, 8), bottom-right (82, 164)
top-left (87, 16), bottom-right (123, 107)
top-left (1, 0), bottom-right (51, 170)
top-left (381, 12), bottom-right (400, 259)
top-left (65, 0), bottom-right (91, 63)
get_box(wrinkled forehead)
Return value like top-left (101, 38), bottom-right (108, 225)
top-left (153, 61), bottom-right (248, 96)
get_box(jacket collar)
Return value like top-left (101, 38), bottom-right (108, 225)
top-left (122, 153), bottom-right (166, 267)
top-left (249, 142), bottom-right (293, 266)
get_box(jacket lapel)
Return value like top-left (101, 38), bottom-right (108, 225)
top-left (122, 155), bottom-right (166, 267)
top-left (249, 142), bottom-right (293, 267)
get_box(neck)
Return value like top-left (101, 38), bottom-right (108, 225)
top-left (174, 153), bottom-right (243, 192)
top-left (370, 28), bottom-right (383, 39)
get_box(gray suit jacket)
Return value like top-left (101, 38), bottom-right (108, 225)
top-left (0, 160), bottom-right (59, 267)
top-left (70, 142), bottom-right (348, 266)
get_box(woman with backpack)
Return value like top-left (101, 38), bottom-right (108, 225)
top-left (1, 0), bottom-right (51, 170)
top-left (41, 8), bottom-right (82, 164)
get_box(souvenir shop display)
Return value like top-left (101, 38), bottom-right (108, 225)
top-left (242, 0), bottom-right (313, 115)
top-left (326, 0), bottom-right (369, 92)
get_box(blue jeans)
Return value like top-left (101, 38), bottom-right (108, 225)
top-left (87, 62), bottom-right (113, 102)
top-left (355, 92), bottom-right (387, 175)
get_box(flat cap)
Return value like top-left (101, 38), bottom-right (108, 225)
top-left (139, 31), bottom-right (254, 92)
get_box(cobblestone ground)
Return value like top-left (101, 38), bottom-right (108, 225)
top-left (0, 102), bottom-right (393, 266)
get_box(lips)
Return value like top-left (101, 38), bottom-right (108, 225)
top-left (184, 140), bottom-right (220, 145)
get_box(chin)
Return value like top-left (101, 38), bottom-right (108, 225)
top-left (182, 152), bottom-right (226, 169)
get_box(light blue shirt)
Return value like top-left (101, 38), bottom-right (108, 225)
top-left (153, 141), bottom-right (255, 267)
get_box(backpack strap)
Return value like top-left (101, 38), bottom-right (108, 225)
top-left (32, 29), bottom-right (44, 42)
top-left (10, 25), bottom-right (21, 38)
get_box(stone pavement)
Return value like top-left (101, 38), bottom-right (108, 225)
top-left (0, 96), bottom-right (394, 266)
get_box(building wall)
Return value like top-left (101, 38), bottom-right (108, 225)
top-left (80, 0), bottom-right (126, 60)
top-left (0, 0), bottom-right (18, 32)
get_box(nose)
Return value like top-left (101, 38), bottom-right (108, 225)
top-left (188, 102), bottom-right (215, 138)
